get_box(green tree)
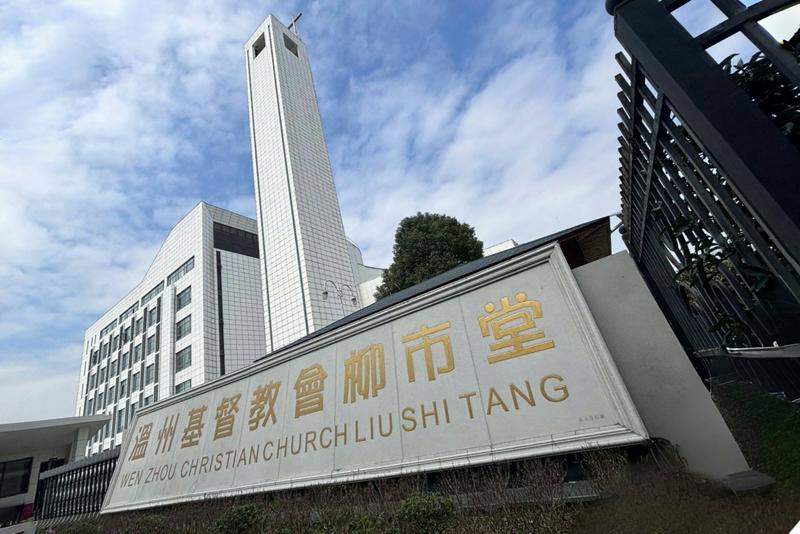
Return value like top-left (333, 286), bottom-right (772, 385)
top-left (375, 213), bottom-right (483, 300)
top-left (721, 28), bottom-right (800, 149)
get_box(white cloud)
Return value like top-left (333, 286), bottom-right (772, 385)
top-left (328, 2), bottom-right (621, 266)
top-left (0, 0), bottom-right (273, 422)
top-left (0, 0), bottom-right (635, 422)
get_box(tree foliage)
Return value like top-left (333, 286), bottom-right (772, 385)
top-left (721, 27), bottom-right (800, 149)
top-left (374, 213), bottom-right (483, 300)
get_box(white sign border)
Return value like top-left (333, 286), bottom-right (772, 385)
top-left (102, 242), bottom-right (647, 513)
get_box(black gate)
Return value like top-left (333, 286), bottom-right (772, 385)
top-left (608, 0), bottom-right (800, 400)
top-left (34, 447), bottom-right (119, 522)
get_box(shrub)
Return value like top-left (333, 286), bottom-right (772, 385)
top-left (713, 383), bottom-right (800, 490)
top-left (122, 513), bottom-right (166, 534)
top-left (395, 492), bottom-right (455, 533)
top-left (344, 511), bottom-right (386, 533)
top-left (59, 520), bottom-right (100, 534)
top-left (210, 502), bottom-right (261, 534)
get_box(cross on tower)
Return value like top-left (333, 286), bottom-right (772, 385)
top-left (288, 12), bottom-right (302, 35)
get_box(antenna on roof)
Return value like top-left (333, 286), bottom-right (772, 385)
top-left (288, 12), bottom-right (302, 35)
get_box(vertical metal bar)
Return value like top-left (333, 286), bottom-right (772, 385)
top-left (636, 93), bottom-right (666, 256)
top-left (710, 0), bottom-right (800, 88)
top-left (612, 0), bottom-right (800, 274)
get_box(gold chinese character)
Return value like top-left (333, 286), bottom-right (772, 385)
top-left (155, 413), bottom-right (179, 454)
top-left (181, 405), bottom-right (207, 448)
top-left (479, 292), bottom-right (555, 364)
top-left (249, 381), bottom-right (281, 430)
top-left (214, 394), bottom-right (241, 440)
top-left (129, 423), bottom-right (152, 460)
top-left (402, 322), bottom-right (454, 382)
top-left (294, 364), bottom-right (327, 418)
top-left (343, 344), bottom-right (385, 404)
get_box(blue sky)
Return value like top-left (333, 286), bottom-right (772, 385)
top-left (1, 0), bottom-right (797, 423)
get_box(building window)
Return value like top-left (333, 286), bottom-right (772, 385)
top-left (146, 335), bottom-right (157, 355)
top-left (121, 352), bottom-right (129, 370)
top-left (144, 395), bottom-right (153, 407)
top-left (116, 408), bottom-right (125, 432)
top-left (110, 360), bottom-right (118, 377)
top-left (145, 364), bottom-right (155, 385)
top-left (283, 33), bottom-right (298, 56)
top-left (99, 319), bottom-right (117, 338)
top-left (135, 318), bottom-right (143, 335)
top-left (112, 335), bottom-right (119, 351)
top-left (119, 302), bottom-right (138, 323)
top-left (132, 372), bottom-right (140, 391)
top-left (141, 281), bottom-right (164, 307)
top-left (176, 286), bottom-right (191, 311)
top-left (176, 316), bottom-right (191, 341)
top-left (134, 344), bottom-right (142, 362)
top-left (147, 307), bottom-right (158, 328)
top-left (252, 33), bottom-right (266, 58)
top-left (97, 392), bottom-right (104, 410)
top-left (0, 457), bottom-right (32, 498)
top-left (167, 257), bottom-right (195, 286)
top-left (175, 346), bottom-right (192, 372)
top-left (108, 386), bottom-right (115, 405)
top-left (119, 379), bottom-right (127, 398)
top-left (175, 379), bottom-right (192, 394)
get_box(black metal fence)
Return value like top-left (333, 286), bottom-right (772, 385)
top-left (34, 447), bottom-right (119, 521)
top-left (608, 0), bottom-right (800, 401)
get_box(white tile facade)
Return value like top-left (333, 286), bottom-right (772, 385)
top-left (74, 203), bottom-right (266, 455)
top-left (75, 14), bottom-right (389, 456)
top-left (245, 16), bottom-right (360, 352)
top-left (218, 250), bottom-right (267, 372)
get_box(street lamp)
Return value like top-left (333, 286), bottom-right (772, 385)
top-left (322, 280), bottom-right (358, 316)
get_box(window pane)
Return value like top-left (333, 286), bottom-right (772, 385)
top-left (176, 316), bottom-right (191, 341)
top-left (175, 346), bottom-right (192, 372)
top-left (176, 287), bottom-right (191, 311)
top-left (0, 458), bottom-right (32, 498)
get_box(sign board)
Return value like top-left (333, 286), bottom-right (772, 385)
top-left (102, 243), bottom-right (647, 513)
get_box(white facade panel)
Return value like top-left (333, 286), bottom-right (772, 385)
top-left (75, 203), bottom-right (267, 455)
top-left (245, 16), bottom-right (359, 353)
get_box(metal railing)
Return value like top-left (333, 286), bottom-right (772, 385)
top-left (34, 447), bottom-right (119, 521)
top-left (608, 0), bottom-right (800, 400)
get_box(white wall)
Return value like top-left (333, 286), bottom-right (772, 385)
top-left (573, 252), bottom-right (750, 480)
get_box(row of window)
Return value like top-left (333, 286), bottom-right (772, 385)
top-left (87, 310), bottom-right (189, 396)
top-left (86, 359), bottom-right (159, 414)
top-left (119, 301), bottom-right (139, 323)
top-left (141, 281), bottom-right (164, 307)
top-left (99, 319), bottom-right (117, 339)
top-left (88, 331), bottom-right (159, 390)
top-left (90, 284), bottom-right (188, 371)
top-left (86, 344), bottom-right (193, 414)
top-left (175, 379), bottom-right (191, 394)
top-left (89, 300), bottom-right (162, 367)
top-left (167, 256), bottom-right (195, 286)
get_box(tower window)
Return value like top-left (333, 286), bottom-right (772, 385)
top-left (253, 34), bottom-right (266, 58)
top-left (283, 33), bottom-right (298, 57)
